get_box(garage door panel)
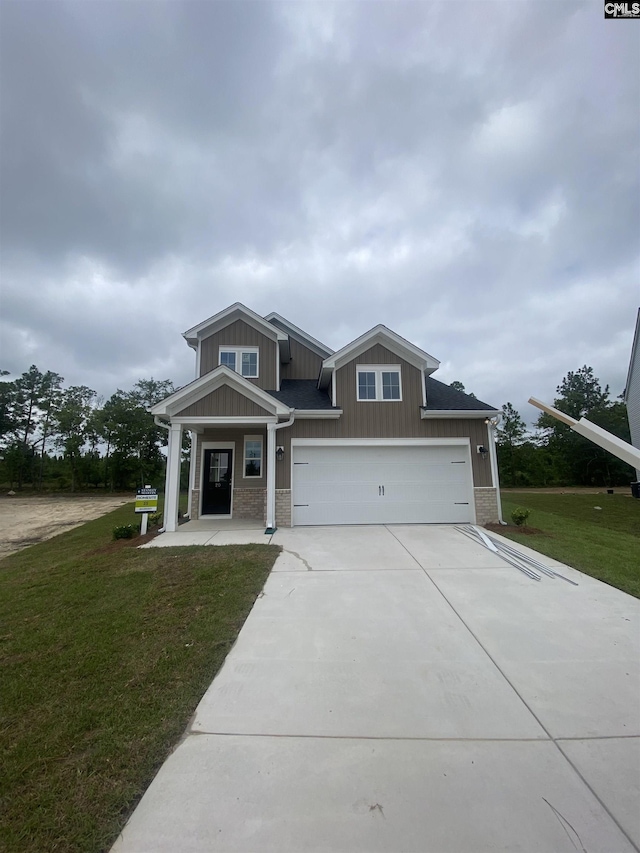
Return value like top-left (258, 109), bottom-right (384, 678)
top-left (292, 444), bottom-right (474, 526)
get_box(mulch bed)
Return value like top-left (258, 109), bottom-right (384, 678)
top-left (88, 528), bottom-right (161, 555)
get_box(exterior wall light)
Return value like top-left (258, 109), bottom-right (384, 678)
top-left (477, 445), bottom-right (489, 459)
top-left (276, 446), bottom-right (285, 462)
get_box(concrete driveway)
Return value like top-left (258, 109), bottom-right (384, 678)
top-left (113, 525), bottom-right (640, 853)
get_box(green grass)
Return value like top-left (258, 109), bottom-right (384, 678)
top-left (500, 493), bottom-right (640, 598)
top-left (0, 503), bottom-right (279, 853)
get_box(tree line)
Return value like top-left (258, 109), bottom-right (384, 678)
top-left (494, 365), bottom-right (635, 488)
top-left (0, 366), bottom-right (180, 492)
top-left (1, 362), bottom-right (634, 493)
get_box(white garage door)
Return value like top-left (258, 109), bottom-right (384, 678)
top-left (292, 443), bottom-right (474, 526)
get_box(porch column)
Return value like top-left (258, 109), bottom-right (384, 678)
top-left (265, 423), bottom-right (277, 532)
top-left (186, 430), bottom-right (196, 518)
top-left (164, 423), bottom-right (182, 533)
top-left (486, 418), bottom-right (504, 524)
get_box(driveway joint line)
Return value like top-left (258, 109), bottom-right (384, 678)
top-left (384, 525), bottom-right (640, 853)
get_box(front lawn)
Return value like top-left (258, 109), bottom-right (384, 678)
top-left (0, 503), bottom-right (279, 853)
top-left (500, 492), bottom-right (640, 598)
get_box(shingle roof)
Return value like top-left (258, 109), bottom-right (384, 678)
top-left (424, 377), bottom-right (498, 412)
top-left (266, 380), bottom-right (338, 410)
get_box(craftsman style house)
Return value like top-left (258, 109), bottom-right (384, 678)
top-left (151, 303), bottom-right (502, 532)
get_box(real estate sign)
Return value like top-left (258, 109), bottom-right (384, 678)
top-left (135, 487), bottom-right (158, 514)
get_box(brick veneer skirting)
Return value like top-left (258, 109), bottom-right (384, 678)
top-left (233, 488), bottom-right (267, 520)
top-left (474, 487), bottom-right (499, 525)
top-left (275, 490), bottom-right (291, 527)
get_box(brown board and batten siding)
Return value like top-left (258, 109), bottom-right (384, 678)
top-left (199, 319), bottom-right (278, 389)
top-left (280, 337), bottom-right (324, 381)
top-left (174, 386), bottom-right (271, 418)
top-left (275, 418), bottom-right (492, 489)
top-left (194, 428), bottom-right (267, 492)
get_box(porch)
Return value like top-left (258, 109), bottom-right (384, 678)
top-left (142, 517), bottom-right (273, 548)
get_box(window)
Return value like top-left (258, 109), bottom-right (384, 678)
top-left (356, 365), bottom-right (402, 401)
top-left (243, 436), bottom-right (263, 478)
top-left (219, 347), bottom-right (259, 378)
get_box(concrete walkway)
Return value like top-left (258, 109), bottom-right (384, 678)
top-left (113, 525), bottom-right (640, 853)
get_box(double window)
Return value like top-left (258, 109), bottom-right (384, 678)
top-left (219, 346), bottom-right (259, 378)
top-left (356, 365), bottom-right (402, 401)
top-left (243, 436), bottom-right (263, 478)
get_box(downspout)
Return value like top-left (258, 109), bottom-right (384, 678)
top-left (265, 410), bottom-right (296, 534)
top-left (154, 416), bottom-right (170, 533)
top-left (486, 415), bottom-right (505, 524)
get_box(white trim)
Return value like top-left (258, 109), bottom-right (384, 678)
top-left (289, 438), bottom-right (476, 526)
top-left (264, 312), bottom-right (334, 358)
top-left (196, 343), bottom-right (201, 379)
top-left (243, 435), bottom-right (263, 479)
top-left (276, 344), bottom-right (280, 391)
top-left (149, 365), bottom-right (291, 418)
top-left (356, 364), bottom-right (403, 402)
top-left (175, 416), bottom-right (278, 426)
top-left (183, 302), bottom-right (287, 347)
top-left (291, 438), bottom-right (470, 447)
top-left (218, 345), bottom-right (259, 378)
top-left (163, 423), bottom-right (183, 532)
top-left (200, 441), bottom-right (235, 519)
top-left (322, 324), bottom-right (440, 373)
top-left (331, 373), bottom-right (336, 407)
top-left (187, 430), bottom-right (196, 517)
top-left (293, 409), bottom-right (342, 419)
top-left (421, 409), bottom-right (499, 419)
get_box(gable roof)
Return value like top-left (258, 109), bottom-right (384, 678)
top-left (423, 377), bottom-right (498, 412)
top-left (318, 324), bottom-right (440, 389)
top-left (183, 303), bottom-right (288, 350)
top-left (265, 312), bottom-right (334, 359)
top-left (150, 365), bottom-right (291, 418)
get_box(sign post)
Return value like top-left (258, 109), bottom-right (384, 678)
top-left (135, 486), bottom-right (158, 535)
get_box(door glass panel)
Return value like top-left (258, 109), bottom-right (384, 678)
top-left (209, 452), bottom-right (230, 483)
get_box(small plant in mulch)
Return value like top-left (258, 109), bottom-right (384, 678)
top-left (511, 506), bottom-right (531, 526)
top-left (112, 524), bottom-right (136, 541)
top-left (148, 512), bottom-right (163, 527)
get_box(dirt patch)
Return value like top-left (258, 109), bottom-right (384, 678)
top-left (0, 495), bottom-right (133, 558)
top-left (88, 529), bottom-right (160, 555)
top-left (485, 523), bottom-right (546, 536)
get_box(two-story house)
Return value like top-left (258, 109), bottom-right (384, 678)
top-left (151, 303), bottom-right (502, 532)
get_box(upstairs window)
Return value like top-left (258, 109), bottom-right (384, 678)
top-left (356, 365), bottom-right (402, 401)
top-left (219, 347), bottom-right (259, 378)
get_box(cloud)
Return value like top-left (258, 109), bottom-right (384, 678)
top-left (0, 0), bottom-right (637, 425)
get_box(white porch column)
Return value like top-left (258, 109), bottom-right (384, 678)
top-left (164, 423), bottom-right (183, 533)
top-left (265, 423), bottom-right (277, 532)
top-left (487, 418), bottom-right (504, 524)
top-left (186, 430), bottom-right (196, 518)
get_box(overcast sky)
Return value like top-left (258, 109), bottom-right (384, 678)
top-left (1, 0), bottom-right (638, 422)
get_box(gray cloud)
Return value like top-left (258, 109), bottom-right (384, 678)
top-left (1, 0), bottom-right (638, 424)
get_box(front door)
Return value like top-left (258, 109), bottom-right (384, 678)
top-left (202, 449), bottom-right (233, 515)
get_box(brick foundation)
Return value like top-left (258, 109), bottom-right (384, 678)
top-left (233, 488), bottom-right (267, 520)
top-left (474, 487), bottom-right (499, 525)
top-left (275, 489), bottom-right (292, 527)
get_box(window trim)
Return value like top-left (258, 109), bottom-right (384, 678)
top-left (243, 435), bottom-right (263, 479)
top-left (218, 346), bottom-right (259, 378)
top-left (356, 365), bottom-right (403, 402)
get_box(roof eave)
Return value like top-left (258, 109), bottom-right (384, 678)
top-left (420, 409), bottom-right (499, 419)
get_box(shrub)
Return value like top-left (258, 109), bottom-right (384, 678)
top-left (113, 524), bottom-right (136, 540)
top-left (511, 507), bottom-right (531, 526)
top-left (148, 512), bottom-right (163, 527)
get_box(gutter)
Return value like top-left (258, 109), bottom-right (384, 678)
top-left (485, 414), bottom-right (506, 525)
top-left (265, 410), bottom-right (296, 534)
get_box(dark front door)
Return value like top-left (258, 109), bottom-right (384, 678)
top-left (202, 449), bottom-right (233, 515)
